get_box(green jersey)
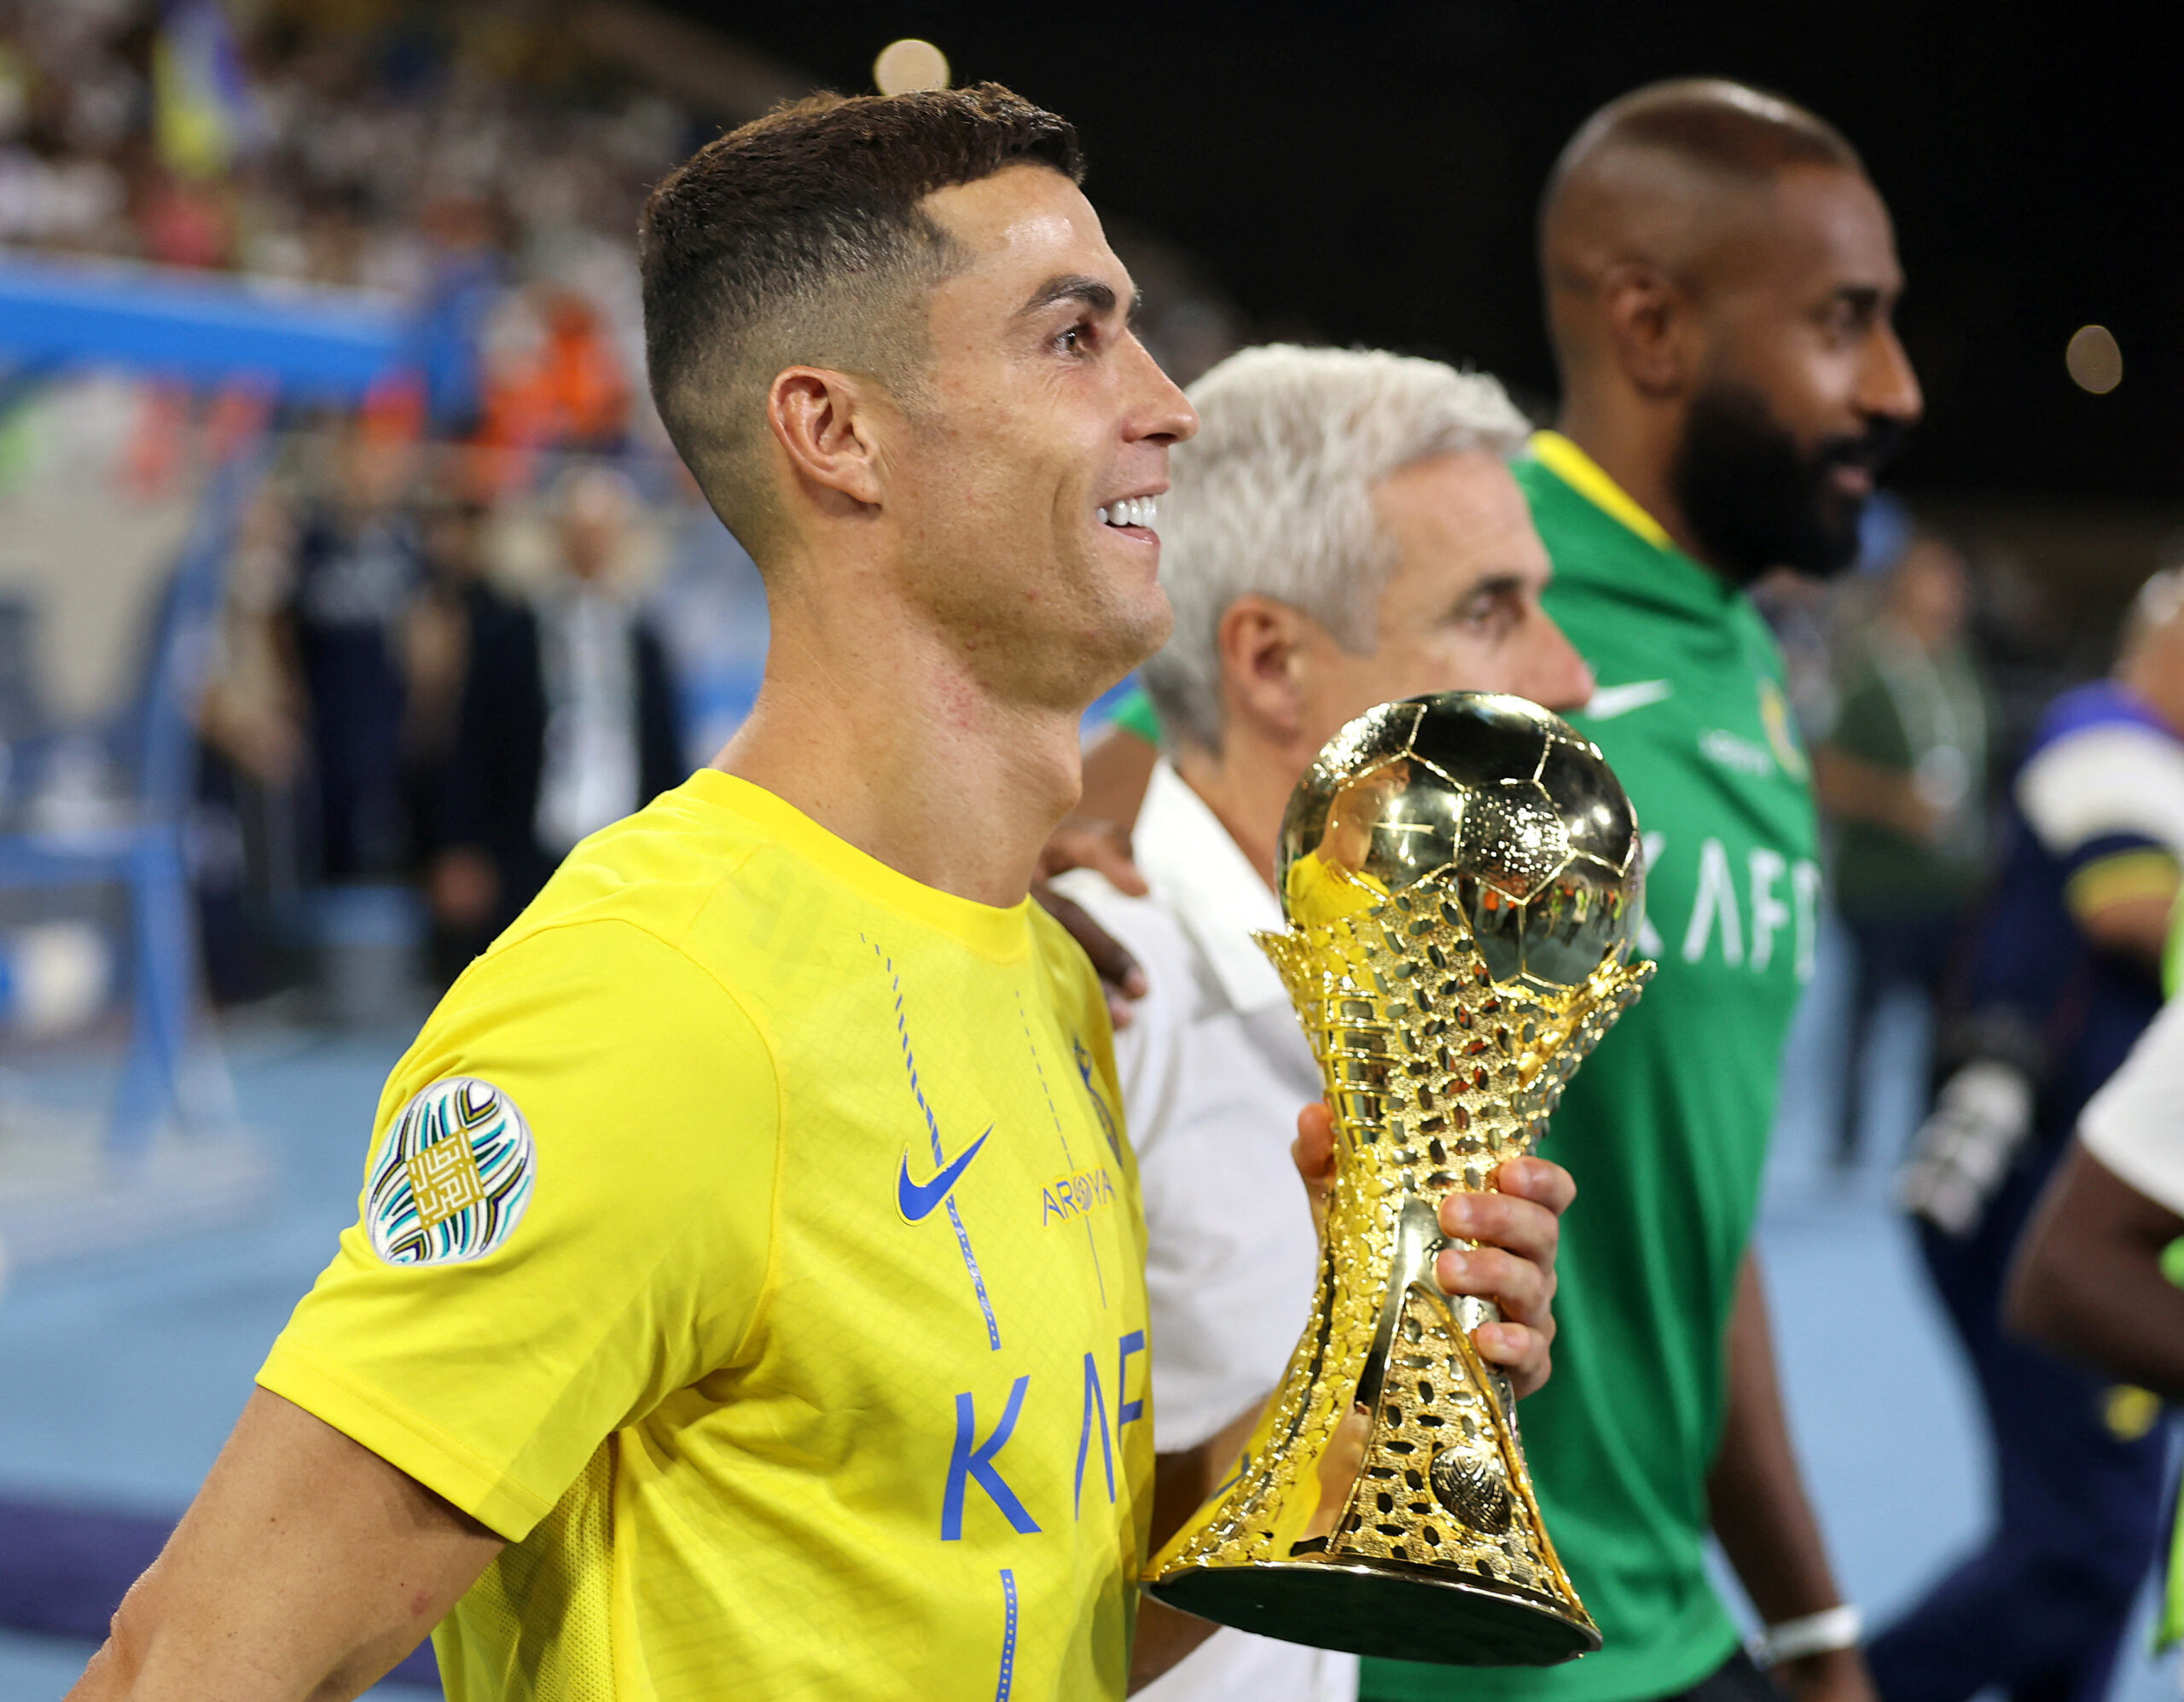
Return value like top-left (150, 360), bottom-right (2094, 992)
top-left (1363, 434), bottom-right (1821, 1702)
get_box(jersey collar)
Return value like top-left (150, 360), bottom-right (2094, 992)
top-left (685, 768), bottom-right (1033, 962)
top-left (1530, 431), bottom-right (1676, 554)
top-left (1529, 430), bottom-right (1748, 624)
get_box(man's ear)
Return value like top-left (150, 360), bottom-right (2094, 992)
top-left (1596, 261), bottom-right (1697, 398)
top-left (1217, 595), bottom-right (1312, 744)
top-left (766, 367), bottom-right (891, 514)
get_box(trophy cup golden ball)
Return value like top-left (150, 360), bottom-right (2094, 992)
top-left (1143, 691), bottom-right (1653, 1665)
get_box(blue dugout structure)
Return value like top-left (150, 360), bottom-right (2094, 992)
top-left (0, 247), bottom-right (404, 399)
top-left (0, 250), bottom-right (404, 1200)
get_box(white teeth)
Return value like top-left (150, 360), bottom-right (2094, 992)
top-left (1096, 507), bottom-right (1109, 526)
top-left (1099, 497), bottom-right (1159, 529)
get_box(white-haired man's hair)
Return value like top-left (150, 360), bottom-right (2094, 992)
top-left (1141, 345), bottom-right (1532, 752)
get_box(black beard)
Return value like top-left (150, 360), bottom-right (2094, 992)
top-left (1670, 382), bottom-right (1904, 585)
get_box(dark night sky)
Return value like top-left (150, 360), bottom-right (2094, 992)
top-left (682, 3), bottom-right (2181, 507)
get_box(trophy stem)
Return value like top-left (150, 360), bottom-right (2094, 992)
top-left (1143, 877), bottom-right (1650, 1664)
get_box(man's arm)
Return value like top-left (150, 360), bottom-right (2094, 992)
top-left (1812, 746), bottom-right (1937, 843)
top-left (1707, 1253), bottom-right (1875, 1702)
top-left (69, 1390), bottom-right (502, 1702)
top-left (2071, 865), bottom-right (2179, 969)
top-left (1131, 1403), bottom-right (1266, 1691)
top-left (2007, 1141), bottom-right (2184, 1401)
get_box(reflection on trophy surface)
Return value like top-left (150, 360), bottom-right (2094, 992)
top-left (1143, 691), bottom-right (1654, 1665)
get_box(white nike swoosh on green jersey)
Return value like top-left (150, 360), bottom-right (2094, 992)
top-left (1584, 678), bottom-right (1674, 720)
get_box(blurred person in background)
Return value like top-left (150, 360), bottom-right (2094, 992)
top-left (195, 485), bottom-right (308, 1001)
top-left (427, 463), bottom-right (681, 960)
top-left (1815, 533), bottom-right (1989, 1166)
top-left (1073, 79), bottom-right (1919, 1702)
top-left (2005, 913), bottom-right (2184, 1668)
top-left (282, 417), bottom-right (423, 883)
top-left (1879, 566), bottom-right (2184, 1702)
top-left (400, 481), bottom-right (508, 980)
top-left (1054, 345), bottom-right (1592, 1701)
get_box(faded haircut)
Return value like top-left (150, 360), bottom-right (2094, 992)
top-left (639, 84), bottom-right (1083, 562)
top-left (1141, 346), bottom-right (1531, 754)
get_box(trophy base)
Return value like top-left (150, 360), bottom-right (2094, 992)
top-left (1147, 1558), bottom-right (1601, 1666)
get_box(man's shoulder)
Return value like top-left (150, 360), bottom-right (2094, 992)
top-left (502, 783), bottom-right (768, 957)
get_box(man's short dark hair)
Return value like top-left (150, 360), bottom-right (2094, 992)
top-left (640, 84), bottom-right (1083, 561)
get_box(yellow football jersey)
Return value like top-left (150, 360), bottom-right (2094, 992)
top-left (258, 770), bottom-right (1152, 1701)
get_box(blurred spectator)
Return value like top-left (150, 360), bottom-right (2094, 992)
top-left (409, 193), bottom-right (505, 435)
top-left (401, 481), bottom-right (496, 783)
top-left (428, 464), bottom-right (680, 962)
top-left (474, 285), bottom-right (633, 489)
top-left (1815, 534), bottom-right (1989, 1165)
top-left (2004, 946), bottom-right (2184, 1655)
top-left (195, 482), bottom-right (306, 1002)
top-left (283, 418), bottom-right (422, 881)
top-left (401, 478), bottom-right (504, 980)
top-left (1872, 566), bottom-right (2184, 1702)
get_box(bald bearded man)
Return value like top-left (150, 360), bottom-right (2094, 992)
top-left (1070, 78), bottom-right (1920, 1702)
top-left (1363, 80), bottom-right (1920, 1702)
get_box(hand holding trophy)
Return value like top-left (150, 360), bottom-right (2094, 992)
top-left (1144, 691), bottom-right (1654, 1664)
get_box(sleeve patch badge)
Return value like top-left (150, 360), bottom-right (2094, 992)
top-left (366, 1078), bottom-right (537, 1267)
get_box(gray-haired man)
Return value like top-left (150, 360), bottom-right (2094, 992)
top-left (1054, 344), bottom-right (1594, 1699)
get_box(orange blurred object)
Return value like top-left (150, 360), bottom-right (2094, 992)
top-left (474, 288), bottom-right (630, 487)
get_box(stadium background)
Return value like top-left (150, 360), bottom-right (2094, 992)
top-left (0, 3), bottom-right (2175, 1697)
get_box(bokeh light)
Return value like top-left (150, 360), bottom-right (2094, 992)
top-left (874, 38), bottom-right (950, 96)
top-left (2065, 324), bottom-right (2123, 394)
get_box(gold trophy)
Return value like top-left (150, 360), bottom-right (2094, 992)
top-left (1144, 691), bottom-right (1653, 1665)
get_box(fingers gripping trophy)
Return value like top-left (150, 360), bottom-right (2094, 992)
top-left (1145, 692), bottom-right (1653, 1664)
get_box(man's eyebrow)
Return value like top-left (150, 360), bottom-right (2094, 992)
top-left (1833, 282), bottom-right (1891, 315)
top-left (1017, 273), bottom-right (1137, 321)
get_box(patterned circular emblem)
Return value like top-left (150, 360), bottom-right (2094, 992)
top-left (366, 1078), bottom-right (536, 1266)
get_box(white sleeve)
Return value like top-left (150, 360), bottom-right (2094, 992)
top-left (2015, 724), bottom-right (2184, 860)
top-left (2080, 994), bottom-right (2184, 1218)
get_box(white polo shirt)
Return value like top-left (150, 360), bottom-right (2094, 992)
top-left (1054, 761), bottom-right (1358, 1702)
top-left (2082, 990), bottom-right (2184, 1214)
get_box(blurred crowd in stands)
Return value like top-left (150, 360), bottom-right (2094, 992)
top-left (0, 0), bottom-right (2171, 1110)
top-left (0, 0), bottom-right (681, 453)
top-left (0, 1), bottom-right (1254, 1023)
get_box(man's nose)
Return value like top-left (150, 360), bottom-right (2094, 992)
top-left (1124, 335), bottom-right (1199, 446)
top-left (1523, 613), bottom-right (1594, 716)
top-left (1859, 324), bottom-right (1924, 427)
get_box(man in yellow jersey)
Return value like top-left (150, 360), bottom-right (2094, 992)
top-left (70, 87), bottom-right (1572, 1702)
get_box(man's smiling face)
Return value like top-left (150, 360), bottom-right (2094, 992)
top-left (883, 165), bottom-right (1199, 712)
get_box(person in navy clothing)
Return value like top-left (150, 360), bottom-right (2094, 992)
top-left (1879, 566), bottom-right (2184, 1702)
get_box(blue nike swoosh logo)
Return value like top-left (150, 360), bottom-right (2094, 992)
top-left (897, 1128), bottom-right (993, 1223)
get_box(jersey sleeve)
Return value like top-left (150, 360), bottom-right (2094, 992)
top-left (2080, 994), bottom-right (2184, 1220)
top-left (257, 919), bottom-right (779, 1540)
top-left (2018, 723), bottom-right (2184, 867)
